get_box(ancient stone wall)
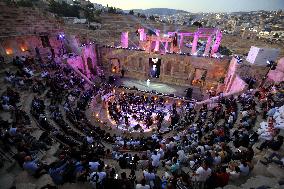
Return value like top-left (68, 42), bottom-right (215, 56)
top-left (100, 48), bottom-right (230, 89)
top-left (0, 2), bottom-right (63, 60)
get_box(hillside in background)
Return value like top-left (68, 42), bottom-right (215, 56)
top-left (126, 8), bottom-right (189, 15)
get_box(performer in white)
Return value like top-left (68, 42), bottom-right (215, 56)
top-left (146, 79), bottom-right (150, 87)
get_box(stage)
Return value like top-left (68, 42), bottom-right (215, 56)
top-left (115, 77), bottom-right (204, 101)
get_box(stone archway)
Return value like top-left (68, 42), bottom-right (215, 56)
top-left (87, 57), bottom-right (97, 76)
top-left (110, 58), bottom-right (121, 73)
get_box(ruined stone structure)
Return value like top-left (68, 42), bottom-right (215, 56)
top-left (99, 47), bottom-right (230, 90)
top-left (0, 2), bottom-right (63, 61)
top-left (124, 27), bottom-right (222, 56)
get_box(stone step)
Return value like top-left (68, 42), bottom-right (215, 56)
top-left (0, 173), bottom-right (14, 189)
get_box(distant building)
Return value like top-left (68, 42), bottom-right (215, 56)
top-left (54, 0), bottom-right (73, 4)
top-left (73, 18), bottom-right (87, 24)
top-left (93, 3), bottom-right (103, 9)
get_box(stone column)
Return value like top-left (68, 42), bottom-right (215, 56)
top-left (211, 30), bottom-right (222, 55)
top-left (191, 32), bottom-right (199, 55)
top-left (165, 41), bottom-right (169, 52)
top-left (146, 37), bottom-right (151, 53)
top-left (138, 28), bottom-right (146, 41)
top-left (204, 35), bottom-right (212, 56)
top-left (121, 32), bottom-right (128, 48)
top-left (170, 42), bottom-right (174, 52)
top-left (154, 29), bottom-right (160, 52)
top-left (179, 34), bottom-right (184, 50)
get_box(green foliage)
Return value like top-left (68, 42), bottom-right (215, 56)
top-left (149, 15), bottom-right (155, 21)
top-left (4, 0), bottom-right (14, 6)
top-left (86, 3), bottom-right (94, 9)
top-left (94, 9), bottom-right (102, 17)
top-left (108, 6), bottom-right (116, 14)
top-left (139, 14), bottom-right (146, 19)
top-left (218, 46), bottom-right (232, 56)
top-left (17, 0), bottom-right (33, 7)
top-left (129, 10), bottom-right (134, 15)
top-left (84, 8), bottom-right (95, 22)
top-left (49, 0), bottom-right (80, 17)
top-left (273, 33), bottom-right (280, 38)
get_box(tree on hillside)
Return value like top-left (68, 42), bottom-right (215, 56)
top-left (129, 10), bottom-right (134, 15)
top-left (49, 0), bottom-right (80, 17)
top-left (94, 9), bottom-right (102, 17)
top-left (192, 21), bottom-right (202, 27)
top-left (218, 46), bottom-right (232, 56)
top-left (86, 3), bottom-right (94, 9)
top-left (17, 0), bottom-right (33, 7)
top-left (108, 6), bottom-right (116, 14)
top-left (139, 14), bottom-right (146, 19)
top-left (149, 15), bottom-right (155, 21)
top-left (84, 8), bottom-right (95, 22)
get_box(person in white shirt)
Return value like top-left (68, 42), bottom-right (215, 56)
top-left (86, 136), bottom-right (94, 144)
top-left (143, 168), bottom-right (155, 181)
top-left (88, 166), bottom-right (106, 187)
top-left (177, 148), bottom-right (186, 163)
top-left (212, 151), bottom-right (222, 165)
top-left (194, 162), bottom-right (212, 188)
top-left (227, 166), bottom-right (241, 181)
top-left (151, 151), bottom-right (161, 168)
top-left (136, 178), bottom-right (150, 189)
top-left (89, 161), bottom-right (100, 172)
top-left (196, 145), bottom-right (205, 155)
top-left (238, 161), bottom-right (250, 176)
top-left (143, 168), bottom-right (156, 188)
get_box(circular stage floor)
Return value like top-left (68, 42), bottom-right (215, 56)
top-left (115, 77), bottom-right (203, 101)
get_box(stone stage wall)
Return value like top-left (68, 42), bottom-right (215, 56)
top-left (99, 48), bottom-right (230, 89)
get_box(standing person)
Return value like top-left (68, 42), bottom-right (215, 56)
top-left (146, 79), bottom-right (150, 87)
top-left (118, 172), bottom-right (133, 189)
top-left (151, 151), bottom-right (161, 169)
top-left (121, 68), bottom-right (125, 78)
top-left (143, 167), bottom-right (156, 188)
top-left (136, 179), bottom-right (150, 189)
top-left (194, 162), bottom-right (212, 189)
top-left (129, 169), bottom-right (137, 188)
top-left (215, 167), bottom-right (230, 187)
top-left (238, 160), bottom-right (250, 176)
top-left (88, 165), bottom-right (107, 188)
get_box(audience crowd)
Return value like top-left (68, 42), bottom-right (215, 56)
top-left (0, 53), bottom-right (283, 189)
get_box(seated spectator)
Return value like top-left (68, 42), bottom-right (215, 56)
top-left (227, 166), bottom-right (241, 181)
top-left (238, 160), bottom-right (250, 176)
top-left (151, 151), bottom-right (161, 169)
top-left (260, 152), bottom-right (284, 168)
top-left (193, 162), bottom-right (212, 188)
top-left (118, 172), bottom-right (133, 189)
top-left (257, 135), bottom-right (283, 151)
top-left (215, 167), bottom-right (229, 187)
top-left (49, 160), bottom-right (69, 185)
top-left (143, 167), bottom-right (156, 188)
top-left (136, 178), bottom-right (150, 189)
top-left (88, 165), bottom-right (107, 188)
top-left (89, 161), bottom-right (101, 172)
top-left (23, 156), bottom-right (47, 178)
